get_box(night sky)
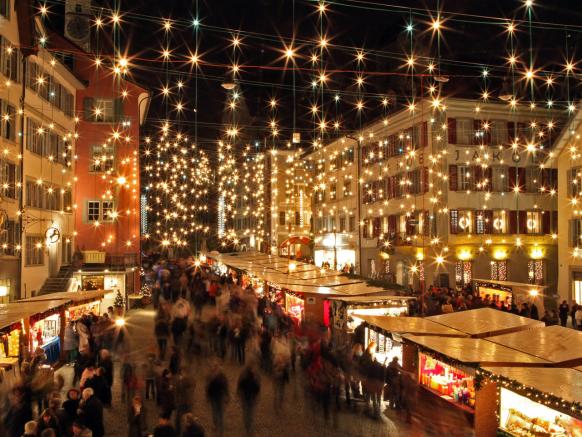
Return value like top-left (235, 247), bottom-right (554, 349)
top-left (47, 0), bottom-right (582, 146)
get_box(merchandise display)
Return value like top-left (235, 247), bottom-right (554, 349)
top-left (419, 352), bottom-right (475, 409)
top-left (366, 327), bottom-right (403, 364)
top-left (0, 329), bottom-right (20, 358)
top-left (500, 388), bottom-right (582, 437)
top-left (285, 293), bottom-right (304, 321)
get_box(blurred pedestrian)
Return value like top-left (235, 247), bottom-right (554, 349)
top-left (153, 415), bottom-right (176, 437)
top-left (237, 366), bottom-right (261, 437)
top-left (78, 388), bottom-right (104, 437)
top-left (127, 396), bottom-right (147, 437)
top-left (205, 366), bottom-right (229, 436)
top-left (155, 316), bottom-right (171, 361)
top-left (180, 413), bottom-right (205, 437)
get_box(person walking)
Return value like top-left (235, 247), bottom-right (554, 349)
top-left (576, 305), bottom-right (582, 330)
top-left (155, 315), bottom-right (171, 361)
top-left (237, 367), bottom-right (261, 437)
top-left (180, 413), bottom-right (205, 437)
top-left (77, 388), bottom-right (104, 437)
top-left (158, 369), bottom-right (176, 418)
top-left (174, 370), bottom-right (195, 435)
top-left (153, 415), bottom-right (176, 437)
top-left (127, 396), bottom-right (147, 437)
top-left (559, 300), bottom-right (570, 327)
top-left (205, 366), bottom-right (229, 436)
top-left (572, 303), bottom-right (579, 330)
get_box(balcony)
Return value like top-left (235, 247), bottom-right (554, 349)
top-left (80, 251), bottom-right (139, 271)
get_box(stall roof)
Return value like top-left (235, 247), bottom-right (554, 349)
top-left (18, 290), bottom-right (106, 304)
top-left (486, 325), bottom-right (582, 366)
top-left (402, 334), bottom-right (549, 366)
top-left (328, 295), bottom-right (416, 303)
top-left (473, 279), bottom-right (547, 289)
top-left (330, 283), bottom-right (395, 296)
top-left (0, 300), bottom-right (67, 330)
top-left (481, 366), bottom-right (582, 405)
top-left (427, 308), bottom-right (544, 338)
top-left (356, 315), bottom-right (468, 337)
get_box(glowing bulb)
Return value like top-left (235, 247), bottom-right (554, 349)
top-left (319, 38), bottom-right (328, 48)
top-left (285, 48), bottom-right (295, 59)
top-left (432, 19), bottom-right (441, 31)
top-left (163, 20), bottom-right (172, 31)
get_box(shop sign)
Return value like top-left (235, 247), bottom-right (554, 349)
top-left (306, 297), bottom-right (316, 305)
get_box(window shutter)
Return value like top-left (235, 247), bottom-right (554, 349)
top-left (517, 167), bottom-right (526, 189)
top-left (567, 169), bottom-right (574, 197)
top-left (473, 119), bottom-right (481, 145)
top-left (388, 215), bottom-right (397, 235)
top-left (569, 220), bottom-right (575, 248)
top-left (83, 97), bottom-right (94, 120)
top-left (422, 166), bottom-right (429, 193)
top-left (508, 167), bottom-right (517, 190)
top-left (507, 121), bottom-right (516, 143)
top-left (449, 165), bottom-right (458, 191)
top-left (450, 210), bottom-right (458, 234)
top-left (542, 211), bottom-right (551, 234)
top-left (484, 210), bottom-right (493, 234)
top-left (363, 219), bottom-right (369, 238)
top-left (509, 211), bottom-right (517, 234)
top-left (422, 211), bottom-right (430, 236)
top-left (485, 167), bottom-right (492, 190)
top-left (113, 98), bottom-right (123, 122)
top-left (474, 166), bottom-right (483, 191)
top-left (373, 217), bottom-right (381, 237)
top-left (552, 211), bottom-right (558, 234)
top-left (422, 121), bottom-right (428, 148)
top-left (385, 177), bottom-right (392, 199)
top-left (447, 118), bottom-right (457, 144)
top-left (517, 122), bottom-right (528, 143)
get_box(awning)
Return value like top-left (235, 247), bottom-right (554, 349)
top-left (473, 279), bottom-right (547, 289)
top-left (486, 325), bottom-right (582, 366)
top-left (402, 334), bottom-right (549, 366)
top-left (426, 308), bottom-right (544, 338)
top-left (18, 290), bottom-right (107, 305)
top-left (355, 314), bottom-right (467, 337)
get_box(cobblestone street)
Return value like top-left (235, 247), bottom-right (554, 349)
top-left (54, 306), bottom-right (466, 437)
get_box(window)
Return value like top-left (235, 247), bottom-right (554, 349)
top-left (490, 120), bottom-right (507, 145)
top-left (457, 211), bottom-right (473, 234)
top-left (0, 220), bottom-right (19, 256)
top-left (314, 189), bottom-right (325, 204)
top-left (349, 216), bottom-right (355, 232)
top-left (492, 210), bottom-right (507, 234)
top-left (568, 167), bottom-right (582, 197)
top-left (343, 179), bottom-right (352, 198)
top-left (0, 0), bottom-right (10, 19)
top-left (1, 100), bottom-right (15, 141)
top-left (294, 211), bottom-right (300, 226)
top-left (25, 236), bottom-right (44, 266)
top-left (456, 118), bottom-right (473, 145)
top-left (87, 201), bottom-right (101, 222)
top-left (492, 166), bottom-right (508, 192)
top-left (475, 212), bottom-right (486, 234)
top-left (525, 211), bottom-right (541, 234)
top-left (102, 201), bottom-right (114, 221)
top-left (344, 147), bottom-right (354, 163)
top-left (84, 97), bottom-right (121, 123)
top-left (490, 260), bottom-right (507, 281)
top-left (339, 216), bottom-right (346, 232)
top-left (89, 144), bottom-right (115, 172)
top-left (0, 159), bottom-right (16, 199)
top-left (458, 166), bottom-right (472, 191)
top-left (0, 35), bottom-right (19, 82)
top-left (527, 260), bottom-right (544, 285)
top-left (329, 183), bottom-right (337, 201)
top-left (278, 211), bottom-right (286, 226)
top-left (455, 261), bottom-right (472, 286)
top-left (525, 167), bottom-right (538, 193)
top-left (570, 219), bottom-right (582, 248)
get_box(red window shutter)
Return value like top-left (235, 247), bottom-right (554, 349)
top-left (422, 166), bottom-right (429, 193)
top-left (373, 217), bottom-right (381, 237)
top-left (363, 219), bottom-right (369, 238)
top-left (422, 211), bottom-right (430, 236)
top-left (509, 211), bottom-right (518, 234)
top-left (542, 211), bottom-right (551, 234)
top-left (517, 122), bottom-right (528, 143)
top-left (552, 211), bottom-right (558, 234)
top-left (518, 211), bottom-right (527, 234)
top-left (474, 166), bottom-right (483, 191)
top-left (422, 121), bottom-right (428, 148)
top-left (449, 165), bottom-right (458, 191)
top-left (507, 121), bottom-right (516, 143)
top-left (406, 217), bottom-right (414, 236)
top-left (485, 167), bottom-right (493, 190)
top-left (484, 210), bottom-right (493, 234)
top-left (508, 167), bottom-right (517, 190)
top-left (518, 168), bottom-right (526, 189)
top-left (388, 215), bottom-right (397, 234)
top-left (447, 118), bottom-right (457, 144)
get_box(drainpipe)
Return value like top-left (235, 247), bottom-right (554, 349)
top-left (17, 56), bottom-right (27, 300)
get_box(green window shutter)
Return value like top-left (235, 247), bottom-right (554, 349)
top-left (83, 97), bottom-right (94, 120)
top-left (113, 97), bottom-right (123, 122)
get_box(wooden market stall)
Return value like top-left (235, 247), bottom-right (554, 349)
top-left (473, 279), bottom-right (546, 313)
top-left (479, 366), bottom-right (582, 437)
top-left (19, 290), bottom-right (106, 320)
top-left (401, 334), bottom-right (549, 435)
top-left (352, 314), bottom-right (468, 370)
top-left (486, 325), bottom-right (582, 367)
top-left (426, 308), bottom-right (545, 338)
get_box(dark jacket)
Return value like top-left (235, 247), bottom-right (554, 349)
top-left (206, 372), bottom-right (229, 405)
top-left (78, 395), bottom-right (104, 437)
top-left (154, 424), bottom-right (176, 437)
top-left (127, 404), bottom-right (147, 437)
top-left (237, 369), bottom-right (260, 405)
top-left (181, 423), bottom-right (205, 437)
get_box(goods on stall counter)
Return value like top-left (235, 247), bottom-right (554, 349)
top-left (504, 408), bottom-right (576, 437)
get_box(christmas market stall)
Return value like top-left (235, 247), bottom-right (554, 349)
top-left (486, 325), bottom-right (582, 367)
top-left (19, 290), bottom-right (105, 321)
top-left (478, 366), bottom-right (582, 437)
top-left (328, 294), bottom-right (415, 333)
top-left (426, 308), bottom-right (545, 338)
top-left (473, 279), bottom-right (546, 313)
top-left (0, 312), bottom-right (24, 373)
top-left (351, 314), bottom-right (467, 369)
top-left (401, 334), bottom-right (549, 435)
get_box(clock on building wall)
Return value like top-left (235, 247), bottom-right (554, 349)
top-left (66, 16), bottom-right (89, 41)
top-left (45, 226), bottom-right (61, 245)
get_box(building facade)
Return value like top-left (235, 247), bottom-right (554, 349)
top-left (0, 1), bottom-right (82, 300)
top-left (556, 110), bottom-right (582, 304)
top-left (357, 99), bottom-right (561, 296)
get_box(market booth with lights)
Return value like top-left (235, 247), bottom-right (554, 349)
top-left (353, 314), bottom-right (468, 370)
top-left (401, 334), bottom-right (550, 435)
top-left (0, 312), bottom-right (25, 374)
top-left (477, 367), bottom-right (582, 437)
top-left (473, 279), bottom-right (546, 312)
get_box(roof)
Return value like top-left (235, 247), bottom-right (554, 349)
top-left (402, 335), bottom-right (549, 366)
top-left (486, 325), bottom-right (582, 366)
top-left (473, 279), bottom-right (547, 289)
top-left (0, 300), bottom-right (67, 330)
top-left (481, 366), bottom-right (582, 405)
top-left (328, 294), bottom-right (416, 304)
top-left (356, 315), bottom-right (468, 337)
top-left (18, 290), bottom-right (106, 304)
top-left (426, 308), bottom-right (544, 338)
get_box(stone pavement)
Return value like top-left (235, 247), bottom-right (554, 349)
top-left (54, 307), bottom-right (473, 437)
